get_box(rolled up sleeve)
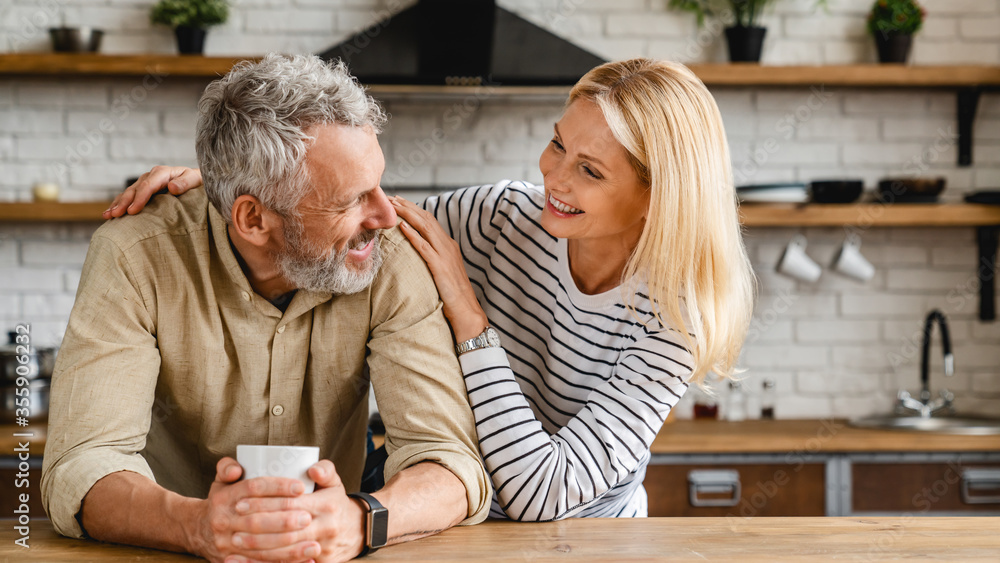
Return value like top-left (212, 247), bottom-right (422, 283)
top-left (41, 234), bottom-right (161, 538)
top-left (366, 228), bottom-right (491, 525)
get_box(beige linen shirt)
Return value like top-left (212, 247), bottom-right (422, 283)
top-left (41, 190), bottom-right (490, 538)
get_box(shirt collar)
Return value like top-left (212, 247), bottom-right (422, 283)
top-left (207, 202), bottom-right (333, 319)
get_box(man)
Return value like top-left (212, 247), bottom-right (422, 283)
top-left (41, 54), bottom-right (490, 562)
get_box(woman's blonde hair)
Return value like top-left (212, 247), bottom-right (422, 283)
top-left (568, 58), bottom-right (755, 384)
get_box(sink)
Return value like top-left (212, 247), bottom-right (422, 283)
top-left (849, 415), bottom-right (1000, 435)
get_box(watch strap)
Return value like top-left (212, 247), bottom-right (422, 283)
top-left (348, 491), bottom-right (388, 556)
top-left (456, 326), bottom-right (501, 356)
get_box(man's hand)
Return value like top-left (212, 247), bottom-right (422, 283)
top-left (189, 457), bottom-right (318, 563)
top-left (223, 460), bottom-right (366, 563)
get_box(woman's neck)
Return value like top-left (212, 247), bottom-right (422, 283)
top-left (566, 235), bottom-right (638, 296)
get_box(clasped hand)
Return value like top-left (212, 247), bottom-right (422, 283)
top-left (194, 457), bottom-right (366, 563)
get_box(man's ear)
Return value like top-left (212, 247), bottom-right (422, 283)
top-left (230, 195), bottom-right (283, 247)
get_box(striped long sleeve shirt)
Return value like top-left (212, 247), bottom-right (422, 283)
top-left (421, 181), bottom-right (694, 521)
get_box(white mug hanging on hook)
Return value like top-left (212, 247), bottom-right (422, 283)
top-left (776, 235), bottom-right (822, 283)
top-left (832, 233), bottom-right (875, 282)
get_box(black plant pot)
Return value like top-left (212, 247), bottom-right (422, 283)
top-left (725, 25), bottom-right (767, 63)
top-left (175, 25), bottom-right (207, 55)
top-left (874, 33), bottom-right (912, 64)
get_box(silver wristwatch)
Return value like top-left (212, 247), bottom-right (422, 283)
top-left (456, 326), bottom-right (502, 356)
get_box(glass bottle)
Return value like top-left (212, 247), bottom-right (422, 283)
top-left (761, 378), bottom-right (776, 420)
top-left (692, 385), bottom-right (718, 420)
top-left (726, 380), bottom-right (746, 422)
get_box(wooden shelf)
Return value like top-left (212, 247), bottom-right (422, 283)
top-left (0, 202), bottom-right (111, 222)
top-left (3, 201), bottom-right (999, 226)
top-left (690, 63), bottom-right (1000, 88)
top-left (740, 203), bottom-right (1000, 227)
top-left (2, 54), bottom-right (999, 88)
top-left (0, 53), bottom-right (257, 77)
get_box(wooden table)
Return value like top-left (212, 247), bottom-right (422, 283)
top-left (2, 517), bottom-right (998, 561)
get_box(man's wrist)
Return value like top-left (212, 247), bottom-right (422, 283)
top-left (176, 496), bottom-right (209, 557)
top-left (349, 496), bottom-right (369, 557)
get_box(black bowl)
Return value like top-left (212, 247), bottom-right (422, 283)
top-left (876, 178), bottom-right (946, 203)
top-left (809, 180), bottom-right (864, 204)
top-left (49, 27), bottom-right (104, 53)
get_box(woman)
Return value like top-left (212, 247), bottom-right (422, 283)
top-left (106, 58), bottom-right (755, 521)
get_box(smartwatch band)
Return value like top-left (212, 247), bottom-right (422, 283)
top-left (348, 491), bottom-right (388, 556)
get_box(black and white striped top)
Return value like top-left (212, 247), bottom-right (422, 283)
top-left (422, 181), bottom-right (694, 521)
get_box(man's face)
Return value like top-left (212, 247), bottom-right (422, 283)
top-left (277, 123), bottom-right (397, 294)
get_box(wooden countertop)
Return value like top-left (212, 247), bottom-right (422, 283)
top-left (3, 517), bottom-right (997, 561)
top-left (651, 419), bottom-right (1000, 454)
top-left (6, 419), bottom-right (1000, 456)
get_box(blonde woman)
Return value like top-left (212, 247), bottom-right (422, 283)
top-left (108, 58), bottom-right (754, 521)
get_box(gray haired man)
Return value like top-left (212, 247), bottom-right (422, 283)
top-left (42, 54), bottom-right (490, 562)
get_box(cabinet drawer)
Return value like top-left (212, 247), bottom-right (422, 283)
top-left (645, 462), bottom-right (826, 517)
top-left (0, 457), bottom-right (45, 519)
top-left (853, 461), bottom-right (1000, 513)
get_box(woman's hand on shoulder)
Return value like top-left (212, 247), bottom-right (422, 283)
top-left (103, 165), bottom-right (203, 219)
top-left (390, 196), bottom-right (489, 342)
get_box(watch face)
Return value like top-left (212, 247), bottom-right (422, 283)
top-left (370, 506), bottom-right (389, 547)
top-left (486, 327), bottom-right (501, 347)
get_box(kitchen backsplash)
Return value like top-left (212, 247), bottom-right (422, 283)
top-left (1, 0), bottom-right (999, 419)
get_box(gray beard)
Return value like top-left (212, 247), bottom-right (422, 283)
top-left (278, 218), bottom-right (383, 295)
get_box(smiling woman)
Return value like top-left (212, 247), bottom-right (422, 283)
top-left (109, 57), bottom-right (755, 523)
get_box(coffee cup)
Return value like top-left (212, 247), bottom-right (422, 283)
top-left (776, 235), bottom-right (822, 283)
top-left (832, 234), bottom-right (875, 281)
top-left (236, 445), bottom-right (320, 493)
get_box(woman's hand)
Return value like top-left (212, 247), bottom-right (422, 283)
top-left (390, 196), bottom-right (489, 343)
top-left (103, 166), bottom-right (203, 219)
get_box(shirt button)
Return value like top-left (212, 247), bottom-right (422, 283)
top-left (241, 291), bottom-right (251, 302)
top-left (277, 325), bottom-right (286, 334)
top-left (272, 405), bottom-right (284, 416)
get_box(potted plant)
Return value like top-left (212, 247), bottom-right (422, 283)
top-left (668, 0), bottom-right (826, 63)
top-left (151, 0), bottom-right (229, 55)
top-left (867, 0), bottom-right (924, 64)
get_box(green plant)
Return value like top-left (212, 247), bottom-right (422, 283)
top-left (668, 0), bottom-right (825, 28)
top-left (151, 0), bottom-right (229, 29)
top-left (867, 0), bottom-right (925, 37)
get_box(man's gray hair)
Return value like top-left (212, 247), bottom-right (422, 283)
top-left (196, 53), bottom-right (387, 221)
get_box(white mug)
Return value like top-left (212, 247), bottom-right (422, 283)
top-left (832, 234), bottom-right (875, 281)
top-left (776, 235), bottom-right (822, 283)
top-left (236, 445), bottom-right (320, 493)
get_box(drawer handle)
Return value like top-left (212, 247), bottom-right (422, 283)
top-left (961, 468), bottom-right (1000, 505)
top-left (688, 469), bottom-right (741, 508)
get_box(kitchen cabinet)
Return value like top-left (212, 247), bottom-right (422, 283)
top-left (852, 457), bottom-right (1000, 514)
top-left (646, 452), bottom-right (1000, 517)
top-left (645, 460), bottom-right (826, 517)
top-left (0, 457), bottom-right (44, 517)
top-left (645, 420), bottom-right (1000, 517)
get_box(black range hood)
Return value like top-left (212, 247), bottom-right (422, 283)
top-left (319, 0), bottom-right (605, 86)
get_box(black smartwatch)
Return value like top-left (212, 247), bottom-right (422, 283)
top-left (347, 491), bottom-right (388, 556)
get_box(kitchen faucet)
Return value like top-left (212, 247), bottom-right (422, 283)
top-left (896, 309), bottom-right (955, 419)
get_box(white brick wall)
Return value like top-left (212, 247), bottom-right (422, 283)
top-left (1, 0), bottom-right (999, 418)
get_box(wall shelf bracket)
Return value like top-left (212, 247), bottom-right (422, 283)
top-left (977, 225), bottom-right (999, 321)
top-left (957, 88), bottom-right (981, 167)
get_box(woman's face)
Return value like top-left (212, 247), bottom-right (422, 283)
top-left (538, 98), bottom-right (650, 250)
